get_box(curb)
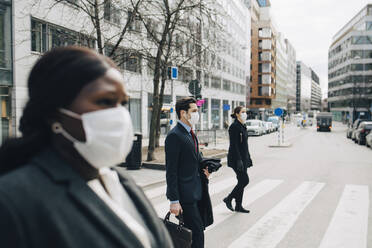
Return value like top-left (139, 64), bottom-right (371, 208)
top-left (141, 152), bottom-right (228, 171)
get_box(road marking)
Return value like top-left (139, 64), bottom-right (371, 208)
top-left (318, 185), bottom-right (369, 248)
top-left (228, 181), bottom-right (325, 248)
top-left (144, 185), bottom-right (166, 199)
top-left (207, 179), bottom-right (283, 231)
top-left (153, 176), bottom-right (237, 216)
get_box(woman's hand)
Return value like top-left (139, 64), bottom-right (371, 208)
top-left (237, 160), bottom-right (244, 171)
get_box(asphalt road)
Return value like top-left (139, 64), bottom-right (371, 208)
top-left (144, 122), bottom-right (372, 248)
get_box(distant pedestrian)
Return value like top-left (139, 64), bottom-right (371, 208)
top-left (165, 97), bottom-right (212, 248)
top-left (223, 106), bottom-right (253, 213)
top-left (0, 46), bottom-right (173, 248)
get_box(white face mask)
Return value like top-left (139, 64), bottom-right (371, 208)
top-left (189, 112), bottom-right (199, 126)
top-left (240, 113), bottom-right (247, 121)
top-left (52, 106), bottom-right (134, 169)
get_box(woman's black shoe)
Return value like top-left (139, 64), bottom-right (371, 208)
top-left (223, 197), bottom-right (234, 211)
top-left (235, 205), bottom-right (250, 213)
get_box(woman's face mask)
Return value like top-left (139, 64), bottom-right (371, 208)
top-left (52, 106), bottom-right (134, 169)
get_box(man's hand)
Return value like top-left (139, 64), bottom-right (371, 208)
top-left (170, 202), bottom-right (182, 216)
top-left (203, 168), bottom-right (210, 178)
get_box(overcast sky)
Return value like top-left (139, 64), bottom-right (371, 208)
top-left (270, 0), bottom-right (371, 98)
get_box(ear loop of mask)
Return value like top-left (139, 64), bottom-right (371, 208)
top-left (59, 108), bottom-right (82, 120)
top-left (51, 122), bottom-right (80, 144)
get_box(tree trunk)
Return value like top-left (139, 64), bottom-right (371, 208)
top-left (155, 65), bottom-right (167, 147)
top-left (93, 0), bottom-right (104, 54)
top-left (147, 79), bottom-right (160, 161)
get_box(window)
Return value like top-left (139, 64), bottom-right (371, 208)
top-left (128, 11), bottom-right (141, 32)
top-left (104, 1), bottom-right (121, 25)
top-left (211, 99), bottom-right (221, 129)
top-left (31, 18), bottom-right (95, 53)
top-left (223, 80), bottom-right (231, 91)
top-left (31, 19), bottom-right (47, 53)
top-left (367, 22), bottom-right (372, 30)
top-left (211, 77), bottom-right (221, 89)
top-left (105, 45), bottom-right (142, 73)
top-left (351, 36), bottom-right (372, 45)
top-left (204, 73), bottom-right (210, 87)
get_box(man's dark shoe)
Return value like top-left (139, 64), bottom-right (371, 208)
top-left (235, 205), bottom-right (250, 213)
top-left (223, 197), bottom-right (234, 211)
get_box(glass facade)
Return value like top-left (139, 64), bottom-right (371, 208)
top-left (328, 15), bottom-right (372, 121)
top-left (0, 0), bottom-right (12, 144)
top-left (211, 99), bottom-right (220, 129)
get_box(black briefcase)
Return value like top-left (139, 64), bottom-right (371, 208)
top-left (163, 212), bottom-right (192, 248)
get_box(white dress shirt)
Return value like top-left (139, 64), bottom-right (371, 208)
top-left (87, 168), bottom-right (152, 248)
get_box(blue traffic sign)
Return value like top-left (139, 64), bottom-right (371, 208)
top-left (171, 67), bottom-right (178, 79)
top-left (170, 107), bottom-right (174, 113)
top-left (274, 108), bottom-right (283, 117)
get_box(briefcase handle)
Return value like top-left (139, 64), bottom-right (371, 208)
top-left (164, 211), bottom-right (185, 228)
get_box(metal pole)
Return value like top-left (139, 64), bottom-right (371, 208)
top-left (171, 79), bottom-right (176, 129)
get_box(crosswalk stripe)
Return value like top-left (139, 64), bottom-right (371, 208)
top-left (145, 176), bottom-right (237, 200)
top-left (144, 185), bottom-right (166, 199)
top-left (207, 179), bottom-right (283, 231)
top-left (318, 185), bottom-right (369, 248)
top-left (153, 176), bottom-right (237, 216)
top-left (228, 181), bottom-right (325, 248)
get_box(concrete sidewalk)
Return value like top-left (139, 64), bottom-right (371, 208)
top-left (117, 155), bottom-right (228, 189)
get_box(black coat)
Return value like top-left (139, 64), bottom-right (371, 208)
top-left (227, 119), bottom-right (253, 169)
top-left (165, 123), bottom-right (202, 204)
top-left (165, 123), bottom-right (213, 228)
top-left (0, 148), bottom-right (173, 248)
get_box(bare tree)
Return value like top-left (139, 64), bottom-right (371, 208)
top-left (137, 0), bottom-right (226, 161)
top-left (30, 0), bottom-right (144, 57)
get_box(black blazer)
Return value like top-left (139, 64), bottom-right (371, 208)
top-left (0, 148), bottom-right (173, 248)
top-left (165, 123), bottom-right (202, 204)
top-left (227, 119), bottom-right (253, 169)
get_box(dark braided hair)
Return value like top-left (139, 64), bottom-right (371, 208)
top-left (0, 46), bottom-right (117, 174)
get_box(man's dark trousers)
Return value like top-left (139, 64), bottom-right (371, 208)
top-left (182, 203), bottom-right (204, 248)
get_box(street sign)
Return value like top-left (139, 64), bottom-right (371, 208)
top-left (170, 107), bottom-right (173, 113)
top-left (223, 104), bottom-right (230, 111)
top-left (171, 67), bottom-right (178, 80)
top-left (274, 108), bottom-right (283, 117)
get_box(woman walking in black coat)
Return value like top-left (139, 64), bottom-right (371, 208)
top-left (0, 47), bottom-right (173, 248)
top-left (223, 106), bottom-right (253, 213)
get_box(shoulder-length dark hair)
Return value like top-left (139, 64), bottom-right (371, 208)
top-left (0, 46), bottom-right (117, 174)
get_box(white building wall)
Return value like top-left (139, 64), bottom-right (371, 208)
top-left (273, 32), bottom-right (288, 109)
top-left (12, 0), bottom-right (251, 138)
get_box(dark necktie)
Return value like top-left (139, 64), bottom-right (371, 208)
top-left (190, 129), bottom-right (198, 153)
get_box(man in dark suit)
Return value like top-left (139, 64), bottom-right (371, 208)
top-left (165, 97), bottom-right (210, 248)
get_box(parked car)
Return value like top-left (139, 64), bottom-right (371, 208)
top-left (351, 119), bottom-right (369, 141)
top-left (246, 120), bottom-right (265, 136)
top-left (366, 132), bottom-right (372, 148)
top-left (267, 116), bottom-right (279, 131)
top-left (263, 122), bottom-right (272, 134)
top-left (355, 121), bottom-right (372, 145)
top-left (346, 121), bottom-right (354, 139)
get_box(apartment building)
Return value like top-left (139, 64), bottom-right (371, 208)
top-left (296, 61), bottom-right (312, 112)
top-left (328, 4), bottom-right (372, 121)
top-left (0, 0), bottom-right (11, 143)
top-left (248, 0), bottom-right (277, 119)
